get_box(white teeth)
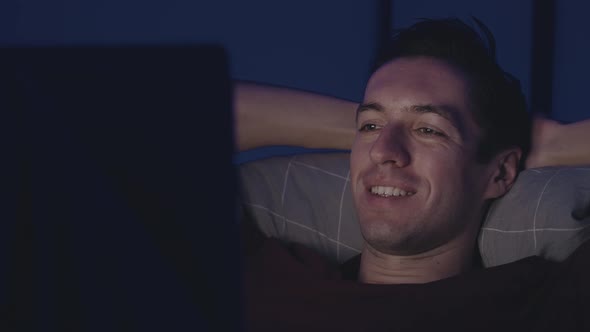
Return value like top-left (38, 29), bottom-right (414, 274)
top-left (370, 186), bottom-right (414, 197)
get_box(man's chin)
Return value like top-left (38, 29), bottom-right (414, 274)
top-left (360, 220), bottom-right (425, 254)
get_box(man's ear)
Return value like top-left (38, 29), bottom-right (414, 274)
top-left (483, 148), bottom-right (522, 200)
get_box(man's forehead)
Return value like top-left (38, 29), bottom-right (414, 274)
top-left (358, 102), bottom-right (459, 120)
top-left (363, 58), bottom-right (475, 118)
top-left (366, 57), bottom-right (469, 93)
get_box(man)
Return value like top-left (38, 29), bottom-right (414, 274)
top-left (240, 18), bottom-right (590, 331)
top-left (351, 18), bottom-right (528, 284)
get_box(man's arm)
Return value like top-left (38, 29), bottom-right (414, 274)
top-left (234, 81), bottom-right (590, 168)
top-left (234, 81), bottom-right (357, 151)
top-left (526, 116), bottom-right (590, 168)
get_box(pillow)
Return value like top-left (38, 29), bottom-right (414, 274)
top-left (239, 152), bottom-right (590, 267)
top-left (479, 166), bottom-right (590, 266)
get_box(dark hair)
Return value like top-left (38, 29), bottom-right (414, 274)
top-left (373, 18), bottom-right (531, 170)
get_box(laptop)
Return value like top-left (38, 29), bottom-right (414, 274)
top-left (1, 45), bottom-right (240, 331)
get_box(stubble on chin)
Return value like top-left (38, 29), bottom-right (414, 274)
top-left (359, 216), bottom-right (430, 255)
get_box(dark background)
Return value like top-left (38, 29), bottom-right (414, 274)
top-left (3, 0), bottom-right (588, 163)
top-left (2, 0), bottom-right (586, 117)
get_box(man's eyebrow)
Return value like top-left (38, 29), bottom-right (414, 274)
top-left (356, 102), bottom-right (384, 121)
top-left (407, 104), bottom-right (458, 124)
top-left (407, 104), bottom-right (465, 133)
top-left (356, 102), bottom-right (464, 133)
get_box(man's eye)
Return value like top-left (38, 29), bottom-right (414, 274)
top-left (359, 123), bottom-right (378, 132)
top-left (417, 127), bottom-right (445, 137)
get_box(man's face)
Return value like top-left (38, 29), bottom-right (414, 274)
top-left (351, 56), bottom-right (498, 255)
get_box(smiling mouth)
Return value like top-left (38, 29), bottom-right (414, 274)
top-left (370, 186), bottom-right (415, 197)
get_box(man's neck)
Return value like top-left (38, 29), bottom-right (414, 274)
top-left (358, 229), bottom-right (478, 284)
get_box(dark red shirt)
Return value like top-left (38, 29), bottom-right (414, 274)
top-left (243, 236), bottom-right (590, 332)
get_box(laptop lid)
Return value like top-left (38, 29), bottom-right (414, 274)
top-left (2, 45), bottom-right (239, 331)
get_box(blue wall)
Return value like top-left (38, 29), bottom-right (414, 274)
top-left (1, 0), bottom-right (377, 101)
top-left (552, 2), bottom-right (590, 123)
top-left (2, 0), bottom-right (588, 151)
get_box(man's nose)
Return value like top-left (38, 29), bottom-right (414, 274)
top-left (369, 125), bottom-right (411, 167)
